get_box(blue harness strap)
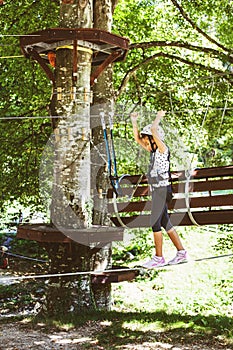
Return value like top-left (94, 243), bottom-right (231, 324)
top-left (100, 112), bottom-right (121, 196)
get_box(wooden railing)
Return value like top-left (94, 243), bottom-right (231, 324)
top-left (107, 165), bottom-right (233, 227)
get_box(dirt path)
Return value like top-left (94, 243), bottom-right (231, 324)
top-left (0, 322), bottom-right (232, 350)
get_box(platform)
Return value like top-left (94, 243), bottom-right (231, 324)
top-left (19, 28), bottom-right (129, 85)
top-left (20, 28), bottom-right (129, 63)
top-left (17, 223), bottom-right (124, 245)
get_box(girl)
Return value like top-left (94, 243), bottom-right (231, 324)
top-left (130, 110), bottom-right (187, 268)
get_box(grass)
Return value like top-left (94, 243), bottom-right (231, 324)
top-left (109, 225), bottom-right (233, 345)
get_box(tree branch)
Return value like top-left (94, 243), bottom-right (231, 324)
top-left (111, 0), bottom-right (119, 13)
top-left (116, 52), bottom-right (233, 97)
top-left (129, 41), bottom-right (233, 63)
top-left (170, 0), bottom-right (233, 53)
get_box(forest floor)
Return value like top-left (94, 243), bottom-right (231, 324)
top-left (0, 320), bottom-right (232, 350)
top-left (0, 226), bottom-right (233, 350)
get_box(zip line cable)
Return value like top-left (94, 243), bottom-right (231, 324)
top-left (0, 267), bottom-right (140, 282)
top-left (0, 34), bottom-right (41, 37)
top-left (0, 51), bottom-right (232, 106)
top-left (0, 55), bottom-right (24, 59)
top-left (6, 252), bottom-right (47, 263)
top-left (1, 105), bottom-right (233, 121)
top-left (1, 253), bottom-right (232, 282)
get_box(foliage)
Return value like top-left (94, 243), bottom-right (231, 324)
top-left (0, 1), bottom-right (58, 210)
top-left (0, 0), bottom-right (232, 207)
top-left (113, 0), bottom-right (233, 169)
top-left (0, 1), bottom-right (232, 260)
top-left (112, 227), bottom-right (154, 263)
top-left (0, 280), bottom-right (45, 316)
top-left (214, 224), bottom-right (233, 252)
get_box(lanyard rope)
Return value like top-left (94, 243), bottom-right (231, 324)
top-left (183, 78), bottom-right (215, 226)
top-left (112, 174), bottom-right (144, 229)
top-left (184, 169), bottom-right (200, 226)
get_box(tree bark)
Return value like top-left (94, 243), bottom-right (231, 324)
top-left (89, 0), bottom-right (117, 307)
top-left (41, 0), bottom-right (114, 315)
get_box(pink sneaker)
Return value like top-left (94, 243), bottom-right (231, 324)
top-left (168, 250), bottom-right (188, 265)
top-left (142, 255), bottom-right (166, 269)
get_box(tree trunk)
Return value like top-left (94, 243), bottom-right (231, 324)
top-left (90, 0), bottom-right (116, 307)
top-left (40, 0), bottom-right (115, 316)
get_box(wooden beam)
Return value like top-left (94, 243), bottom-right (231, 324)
top-left (110, 209), bottom-right (233, 227)
top-left (90, 50), bottom-right (122, 86)
top-left (17, 224), bottom-right (124, 244)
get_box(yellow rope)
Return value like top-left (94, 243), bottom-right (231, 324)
top-left (0, 55), bottom-right (24, 59)
top-left (56, 45), bottom-right (93, 54)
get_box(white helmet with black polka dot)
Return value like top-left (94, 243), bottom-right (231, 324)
top-left (141, 124), bottom-right (165, 140)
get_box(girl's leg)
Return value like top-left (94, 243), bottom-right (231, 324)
top-left (153, 230), bottom-right (163, 256)
top-left (167, 227), bottom-right (188, 265)
top-left (151, 188), bottom-right (166, 257)
top-left (167, 227), bottom-right (185, 251)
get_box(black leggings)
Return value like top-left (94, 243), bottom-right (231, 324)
top-left (150, 186), bottom-right (173, 232)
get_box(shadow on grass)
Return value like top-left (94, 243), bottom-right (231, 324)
top-left (33, 310), bottom-right (233, 349)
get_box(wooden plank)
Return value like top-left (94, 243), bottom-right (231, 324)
top-left (191, 165), bottom-right (233, 179)
top-left (108, 178), bottom-right (233, 199)
top-left (108, 200), bottom-right (151, 213)
top-left (108, 194), bottom-right (233, 214)
top-left (112, 165), bottom-right (233, 184)
top-left (110, 209), bottom-right (233, 227)
top-left (17, 224), bottom-right (124, 244)
top-left (107, 185), bottom-right (149, 199)
top-left (191, 194), bottom-right (233, 208)
top-left (169, 210), bottom-right (233, 226)
top-left (194, 178), bottom-right (233, 191)
top-left (170, 194), bottom-right (233, 210)
top-left (171, 165), bottom-right (233, 180)
top-left (172, 178), bottom-right (233, 193)
top-left (20, 28), bottom-right (130, 51)
top-left (110, 215), bottom-right (150, 228)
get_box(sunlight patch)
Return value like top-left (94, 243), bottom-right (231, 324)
top-left (34, 341), bottom-right (47, 346)
top-left (49, 334), bottom-right (92, 344)
top-left (122, 321), bottom-right (165, 333)
top-left (119, 341), bottom-right (174, 349)
top-left (100, 320), bottom-right (112, 326)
